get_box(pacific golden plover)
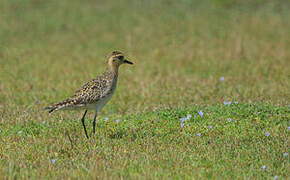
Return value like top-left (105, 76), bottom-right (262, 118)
top-left (45, 51), bottom-right (133, 138)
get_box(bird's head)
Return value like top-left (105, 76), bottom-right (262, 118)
top-left (107, 51), bottom-right (133, 72)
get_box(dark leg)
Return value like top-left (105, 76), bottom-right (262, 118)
top-left (93, 111), bottom-right (98, 135)
top-left (81, 110), bottom-right (89, 139)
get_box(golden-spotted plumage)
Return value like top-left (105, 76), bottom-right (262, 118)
top-left (45, 51), bottom-right (133, 138)
top-left (45, 70), bottom-right (116, 112)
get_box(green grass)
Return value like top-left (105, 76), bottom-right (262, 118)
top-left (0, 104), bottom-right (289, 179)
top-left (0, 0), bottom-right (289, 179)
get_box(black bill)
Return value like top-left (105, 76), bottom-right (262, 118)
top-left (124, 59), bottom-right (133, 65)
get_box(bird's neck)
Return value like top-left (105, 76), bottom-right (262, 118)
top-left (105, 66), bottom-right (119, 79)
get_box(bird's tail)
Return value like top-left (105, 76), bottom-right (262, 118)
top-left (44, 105), bottom-right (59, 113)
top-left (44, 99), bottom-right (76, 113)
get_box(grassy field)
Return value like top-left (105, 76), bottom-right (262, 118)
top-left (0, 0), bottom-right (289, 179)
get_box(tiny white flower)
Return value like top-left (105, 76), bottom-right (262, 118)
top-left (186, 114), bottom-right (192, 119)
top-left (220, 77), bottom-right (225, 81)
top-left (261, 165), bottom-right (266, 170)
top-left (180, 123), bottom-right (185, 128)
top-left (227, 118), bottom-right (232, 122)
top-left (274, 175), bottom-right (279, 179)
top-left (104, 117), bottom-right (109, 121)
top-left (116, 119), bottom-right (120, 123)
top-left (18, 131), bottom-right (22, 135)
top-left (283, 152), bottom-right (288, 157)
top-left (42, 121), bottom-right (46, 124)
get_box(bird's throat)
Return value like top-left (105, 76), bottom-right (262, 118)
top-left (105, 65), bottom-right (119, 78)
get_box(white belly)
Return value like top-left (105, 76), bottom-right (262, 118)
top-left (87, 93), bottom-right (114, 111)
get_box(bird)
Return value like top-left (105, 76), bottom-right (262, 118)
top-left (44, 51), bottom-right (133, 138)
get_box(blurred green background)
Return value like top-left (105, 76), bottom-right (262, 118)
top-left (1, 0), bottom-right (289, 113)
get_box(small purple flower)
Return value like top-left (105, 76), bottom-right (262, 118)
top-left (186, 114), bottom-right (192, 119)
top-left (197, 133), bottom-right (201, 136)
top-left (288, 126), bottom-right (290, 130)
top-left (257, 112), bottom-right (261, 115)
top-left (180, 117), bottom-right (187, 122)
top-left (274, 175), bottom-right (279, 180)
top-left (220, 77), bottom-right (225, 81)
top-left (116, 119), bottom-right (120, 123)
top-left (180, 123), bottom-right (185, 128)
top-left (223, 101), bottom-right (232, 105)
top-left (51, 159), bottom-right (56, 163)
top-left (283, 152), bottom-right (288, 157)
top-left (104, 117), bottom-right (109, 122)
top-left (227, 118), bottom-right (232, 122)
top-left (42, 121), bottom-right (46, 124)
top-left (265, 132), bottom-right (270, 136)
top-left (18, 131), bottom-right (22, 135)
top-left (261, 165), bottom-right (266, 170)
top-left (234, 101), bottom-right (238, 104)
top-left (208, 125), bottom-right (213, 129)
top-left (198, 111), bottom-right (203, 117)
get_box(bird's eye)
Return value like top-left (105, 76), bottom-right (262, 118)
top-left (118, 56), bottom-right (124, 60)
